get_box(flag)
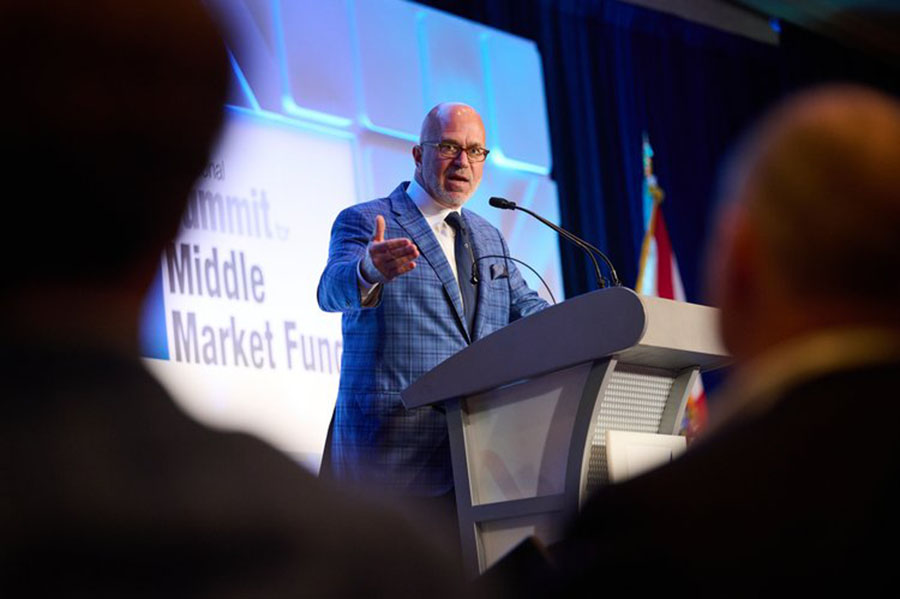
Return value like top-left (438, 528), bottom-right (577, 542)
top-left (635, 134), bottom-right (708, 439)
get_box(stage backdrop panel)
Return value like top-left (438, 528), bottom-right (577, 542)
top-left (139, 0), bottom-right (562, 472)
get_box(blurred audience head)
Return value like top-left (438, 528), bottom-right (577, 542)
top-left (708, 85), bottom-right (900, 362)
top-left (0, 0), bottom-right (228, 292)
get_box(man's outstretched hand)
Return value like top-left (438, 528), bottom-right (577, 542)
top-left (360, 215), bottom-right (419, 284)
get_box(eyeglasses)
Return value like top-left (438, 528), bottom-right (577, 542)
top-left (420, 141), bottom-right (490, 163)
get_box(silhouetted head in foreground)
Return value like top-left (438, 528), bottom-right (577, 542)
top-left (0, 0), bottom-right (228, 346)
top-left (707, 85), bottom-right (900, 364)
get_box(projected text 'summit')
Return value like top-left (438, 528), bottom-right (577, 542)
top-left (182, 187), bottom-right (274, 239)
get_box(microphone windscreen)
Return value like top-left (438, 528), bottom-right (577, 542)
top-left (489, 196), bottom-right (516, 210)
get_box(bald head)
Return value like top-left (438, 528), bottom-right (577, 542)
top-left (709, 86), bottom-right (900, 359)
top-left (419, 103), bottom-right (485, 143)
top-left (413, 103), bottom-right (487, 208)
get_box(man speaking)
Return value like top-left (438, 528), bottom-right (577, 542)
top-left (317, 103), bottom-right (548, 502)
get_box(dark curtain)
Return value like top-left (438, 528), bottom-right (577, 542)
top-left (413, 0), bottom-right (900, 303)
top-left (538, 2), bottom-right (784, 300)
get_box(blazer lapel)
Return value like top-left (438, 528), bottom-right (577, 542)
top-left (390, 185), bottom-right (470, 343)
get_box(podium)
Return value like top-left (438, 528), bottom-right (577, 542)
top-left (401, 287), bottom-right (729, 576)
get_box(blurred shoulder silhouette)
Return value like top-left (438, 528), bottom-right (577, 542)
top-left (0, 1), bottom-right (473, 596)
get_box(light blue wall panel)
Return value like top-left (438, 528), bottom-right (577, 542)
top-left (419, 11), bottom-right (488, 116)
top-left (359, 133), bottom-right (416, 199)
top-left (354, 0), bottom-right (424, 139)
top-left (484, 31), bottom-right (552, 171)
top-left (278, 0), bottom-right (356, 124)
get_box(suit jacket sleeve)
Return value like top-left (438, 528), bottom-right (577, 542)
top-left (317, 206), bottom-right (379, 313)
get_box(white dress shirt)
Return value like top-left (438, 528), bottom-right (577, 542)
top-left (405, 177), bottom-right (462, 285)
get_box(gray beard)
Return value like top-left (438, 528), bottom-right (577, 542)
top-left (414, 171), bottom-right (469, 209)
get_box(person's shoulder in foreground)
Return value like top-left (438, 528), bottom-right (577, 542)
top-left (0, 343), bottom-right (478, 597)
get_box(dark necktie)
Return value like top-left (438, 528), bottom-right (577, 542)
top-left (444, 211), bottom-right (477, 336)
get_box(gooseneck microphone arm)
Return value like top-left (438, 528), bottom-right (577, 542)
top-left (512, 204), bottom-right (607, 289)
top-left (490, 197), bottom-right (605, 288)
top-left (489, 197), bottom-right (621, 288)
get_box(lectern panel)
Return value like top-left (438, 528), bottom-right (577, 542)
top-left (477, 513), bottom-right (562, 573)
top-left (463, 363), bottom-right (591, 505)
top-left (585, 364), bottom-right (675, 494)
top-left (420, 290), bottom-right (728, 577)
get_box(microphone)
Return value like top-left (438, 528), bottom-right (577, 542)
top-left (488, 197), bottom-right (517, 210)
top-left (489, 197), bottom-right (621, 288)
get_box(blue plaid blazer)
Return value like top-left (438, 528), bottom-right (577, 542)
top-left (317, 182), bottom-right (548, 496)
